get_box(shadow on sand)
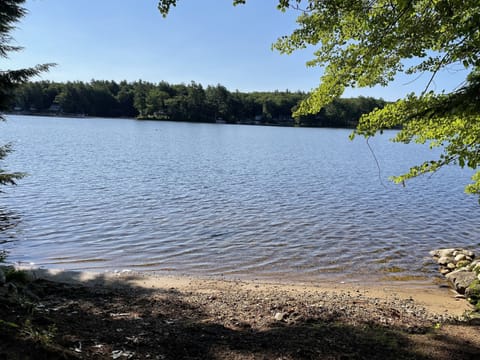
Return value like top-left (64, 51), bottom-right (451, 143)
top-left (1, 268), bottom-right (479, 359)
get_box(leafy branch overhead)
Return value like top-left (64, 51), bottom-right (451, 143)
top-left (156, 0), bottom-right (302, 16)
top-left (158, 0), bottom-right (480, 200)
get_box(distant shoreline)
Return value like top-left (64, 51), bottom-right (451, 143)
top-left (5, 112), bottom-right (359, 129)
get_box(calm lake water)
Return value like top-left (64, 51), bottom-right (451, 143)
top-left (1, 115), bottom-right (479, 283)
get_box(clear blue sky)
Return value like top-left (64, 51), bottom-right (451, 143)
top-left (2, 0), bottom-right (469, 100)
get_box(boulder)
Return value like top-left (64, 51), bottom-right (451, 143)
top-left (431, 248), bottom-right (457, 258)
top-left (445, 269), bottom-right (477, 294)
top-left (431, 248), bottom-right (480, 307)
top-left (471, 261), bottom-right (480, 272)
top-left (465, 250), bottom-right (475, 259)
top-left (456, 260), bottom-right (471, 269)
top-left (440, 268), bottom-right (451, 275)
top-left (437, 256), bottom-right (451, 265)
top-left (447, 262), bottom-right (456, 270)
top-left (465, 280), bottom-right (480, 301)
top-left (455, 254), bottom-right (467, 262)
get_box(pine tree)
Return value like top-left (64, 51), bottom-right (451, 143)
top-left (0, 0), bottom-right (54, 185)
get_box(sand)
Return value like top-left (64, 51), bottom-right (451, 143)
top-left (2, 266), bottom-right (478, 359)
top-left (23, 267), bottom-right (472, 317)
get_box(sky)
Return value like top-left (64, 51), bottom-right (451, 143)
top-left (1, 0), bottom-right (470, 100)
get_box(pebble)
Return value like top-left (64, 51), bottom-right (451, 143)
top-left (274, 312), bottom-right (286, 321)
top-left (112, 350), bottom-right (135, 359)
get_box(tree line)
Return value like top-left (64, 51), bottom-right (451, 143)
top-left (10, 80), bottom-right (386, 127)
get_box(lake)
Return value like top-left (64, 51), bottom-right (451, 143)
top-left (1, 115), bottom-right (479, 283)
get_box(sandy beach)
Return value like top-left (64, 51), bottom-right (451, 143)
top-left (1, 267), bottom-right (478, 359)
top-left (26, 267), bottom-right (473, 317)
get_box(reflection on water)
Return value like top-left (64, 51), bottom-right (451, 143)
top-left (0, 208), bottom-right (21, 262)
top-left (0, 208), bottom-right (20, 242)
top-left (1, 115), bottom-right (479, 283)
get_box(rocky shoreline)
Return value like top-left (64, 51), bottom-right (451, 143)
top-left (430, 248), bottom-right (480, 310)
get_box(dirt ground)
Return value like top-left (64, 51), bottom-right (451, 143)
top-left (1, 270), bottom-right (480, 359)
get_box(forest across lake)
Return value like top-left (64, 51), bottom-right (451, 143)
top-left (9, 80), bottom-right (386, 127)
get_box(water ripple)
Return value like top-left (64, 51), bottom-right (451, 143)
top-left (1, 115), bottom-right (479, 283)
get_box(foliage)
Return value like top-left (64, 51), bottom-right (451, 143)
top-left (467, 280), bottom-right (480, 309)
top-left (0, 319), bottom-right (19, 329)
top-left (156, 0), bottom-right (303, 17)
top-left (354, 70), bottom-right (480, 196)
top-left (0, 144), bottom-right (24, 185)
top-left (12, 80), bottom-right (385, 127)
top-left (157, 0), bottom-right (480, 200)
top-left (4, 267), bottom-right (28, 283)
top-left (1, 0), bottom-right (54, 186)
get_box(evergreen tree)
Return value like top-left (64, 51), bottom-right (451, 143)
top-left (0, 0), bottom-right (53, 185)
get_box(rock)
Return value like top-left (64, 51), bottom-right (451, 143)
top-left (440, 268), bottom-right (451, 275)
top-left (0, 268), bottom-right (5, 285)
top-left (465, 280), bottom-right (480, 297)
top-left (465, 250), bottom-right (475, 258)
top-left (432, 248), bottom-right (476, 259)
top-left (437, 256), bottom-right (451, 265)
top-left (456, 260), bottom-right (471, 269)
top-left (466, 280), bottom-right (480, 307)
top-left (445, 269), bottom-right (477, 294)
top-left (455, 254), bottom-right (467, 262)
top-left (112, 350), bottom-right (135, 359)
top-left (431, 248), bottom-right (480, 301)
top-left (472, 262), bottom-right (480, 272)
top-left (441, 248), bottom-right (460, 257)
top-left (274, 312), bottom-right (286, 321)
